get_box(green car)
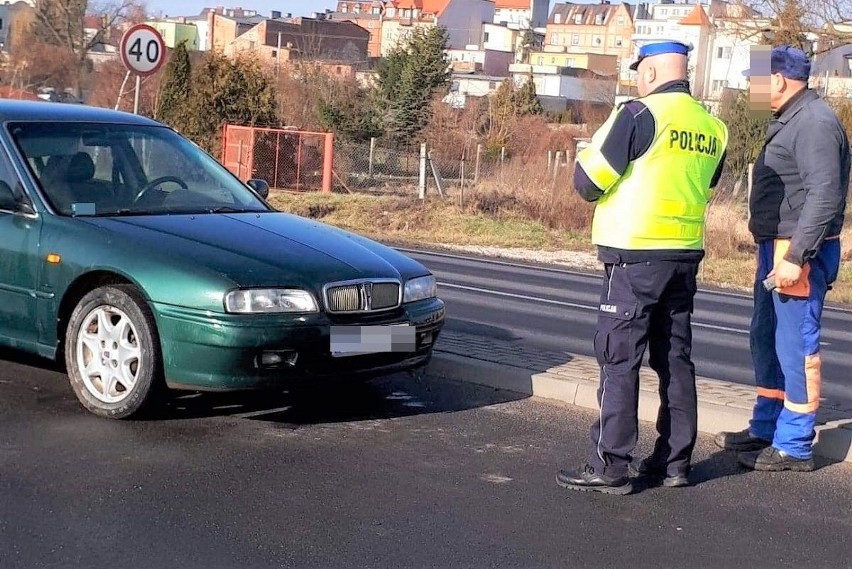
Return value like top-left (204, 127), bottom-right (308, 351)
top-left (0, 101), bottom-right (445, 419)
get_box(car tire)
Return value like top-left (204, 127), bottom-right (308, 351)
top-left (64, 284), bottom-right (164, 419)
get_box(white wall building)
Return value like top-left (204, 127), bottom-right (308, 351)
top-left (493, 0), bottom-right (550, 30)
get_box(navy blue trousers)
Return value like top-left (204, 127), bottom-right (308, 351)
top-left (587, 260), bottom-right (700, 477)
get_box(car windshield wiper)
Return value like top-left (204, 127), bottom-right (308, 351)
top-left (102, 209), bottom-right (159, 217)
top-left (208, 206), bottom-right (257, 214)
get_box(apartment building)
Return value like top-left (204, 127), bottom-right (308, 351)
top-left (545, 2), bottom-right (636, 86)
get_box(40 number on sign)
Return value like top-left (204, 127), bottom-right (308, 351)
top-left (119, 24), bottom-right (165, 77)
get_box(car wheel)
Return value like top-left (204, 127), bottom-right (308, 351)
top-left (64, 284), bottom-right (163, 419)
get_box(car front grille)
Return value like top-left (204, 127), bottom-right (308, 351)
top-left (324, 280), bottom-right (401, 313)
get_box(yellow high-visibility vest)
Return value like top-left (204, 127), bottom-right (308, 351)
top-left (577, 91), bottom-right (729, 251)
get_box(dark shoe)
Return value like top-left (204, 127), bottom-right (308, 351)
top-left (738, 447), bottom-right (815, 472)
top-left (628, 458), bottom-right (690, 487)
top-left (714, 428), bottom-right (771, 452)
top-left (556, 464), bottom-right (632, 495)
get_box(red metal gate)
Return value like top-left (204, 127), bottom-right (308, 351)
top-left (221, 125), bottom-right (334, 192)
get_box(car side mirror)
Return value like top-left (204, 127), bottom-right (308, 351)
top-left (0, 180), bottom-right (17, 211)
top-left (0, 181), bottom-right (35, 215)
top-left (247, 179), bottom-right (270, 199)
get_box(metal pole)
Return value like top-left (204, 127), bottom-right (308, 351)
top-left (419, 143), bottom-right (427, 199)
top-left (277, 32), bottom-right (282, 79)
top-left (369, 137), bottom-right (376, 178)
top-left (474, 143), bottom-right (482, 183)
top-left (133, 75), bottom-right (141, 115)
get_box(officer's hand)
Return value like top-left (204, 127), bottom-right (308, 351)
top-left (769, 260), bottom-right (803, 289)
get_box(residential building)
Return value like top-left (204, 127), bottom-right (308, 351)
top-left (704, 1), bottom-right (768, 98)
top-left (545, 2), bottom-right (636, 87)
top-left (444, 73), bottom-right (510, 107)
top-left (812, 42), bottom-right (852, 97)
top-left (493, 0), bottom-right (550, 30)
top-left (528, 51), bottom-right (617, 75)
top-left (146, 20), bottom-right (201, 50)
top-left (447, 45), bottom-right (514, 75)
top-left (207, 7), bottom-right (265, 53)
top-left (631, 0), bottom-right (715, 99)
top-left (510, 66), bottom-right (616, 103)
top-left (380, 0), bottom-right (494, 56)
top-left (157, 12), bottom-right (215, 51)
top-left (330, 1), bottom-right (385, 58)
top-left (226, 17), bottom-right (370, 69)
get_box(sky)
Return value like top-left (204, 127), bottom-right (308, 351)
top-left (145, 0), bottom-right (596, 19)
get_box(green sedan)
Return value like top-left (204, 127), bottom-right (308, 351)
top-left (0, 101), bottom-right (445, 419)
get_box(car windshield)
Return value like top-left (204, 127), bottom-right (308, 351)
top-left (7, 122), bottom-right (270, 217)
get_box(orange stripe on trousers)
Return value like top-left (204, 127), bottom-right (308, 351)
top-left (784, 354), bottom-right (822, 414)
top-left (756, 387), bottom-right (785, 400)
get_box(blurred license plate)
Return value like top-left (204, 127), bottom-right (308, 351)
top-left (330, 324), bottom-right (416, 357)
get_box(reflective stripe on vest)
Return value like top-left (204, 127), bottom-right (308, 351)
top-left (580, 92), bottom-right (729, 251)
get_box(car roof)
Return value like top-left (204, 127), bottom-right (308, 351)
top-left (0, 100), bottom-right (163, 127)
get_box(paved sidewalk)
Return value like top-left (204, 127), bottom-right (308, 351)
top-left (429, 330), bottom-right (852, 464)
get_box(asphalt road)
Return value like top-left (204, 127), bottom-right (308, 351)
top-left (403, 248), bottom-right (852, 410)
top-left (1, 351), bottom-right (850, 569)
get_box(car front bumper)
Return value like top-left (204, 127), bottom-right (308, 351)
top-left (152, 297), bottom-right (445, 390)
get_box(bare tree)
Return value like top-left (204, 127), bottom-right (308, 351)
top-left (721, 0), bottom-right (852, 54)
top-left (29, 0), bottom-right (141, 97)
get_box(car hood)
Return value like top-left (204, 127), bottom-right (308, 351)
top-left (79, 212), bottom-right (426, 288)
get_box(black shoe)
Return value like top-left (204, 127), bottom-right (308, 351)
top-left (714, 428), bottom-right (771, 452)
top-left (738, 447), bottom-right (815, 472)
top-left (628, 458), bottom-right (690, 487)
top-left (556, 464), bottom-right (633, 495)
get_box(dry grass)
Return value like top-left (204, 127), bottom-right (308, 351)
top-left (269, 184), bottom-right (852, 306)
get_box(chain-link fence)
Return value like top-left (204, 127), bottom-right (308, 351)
top-left (332, 137), bottom-right (578, 200)
top-left (221, 125), bottom-right (333, 192)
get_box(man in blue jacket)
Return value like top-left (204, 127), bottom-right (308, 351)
top-left (715, 46), bottom-right (849, 471)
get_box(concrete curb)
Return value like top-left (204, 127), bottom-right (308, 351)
top-left (429, 352), bottom-right (852, 465)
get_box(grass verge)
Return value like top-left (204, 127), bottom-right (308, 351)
top-left (268, 191), bottom-right (852, 307)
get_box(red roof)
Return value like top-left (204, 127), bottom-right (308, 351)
top-left (495, 0), bottom-right (531, 8)
top-left (679, 5), bottom-right (712, 26)
top-left (391, 0), bottom-right (449, 16)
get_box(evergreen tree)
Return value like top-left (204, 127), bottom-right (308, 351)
top-left (155, 40), bottom-right (192, 130)
top-left (514, 74), bottom-right (543, 116)
top-left (181, 52), bottom-right (278, 156)
top-left (374, 26), bottom-right (451, 146)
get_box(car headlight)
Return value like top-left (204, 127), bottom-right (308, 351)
top-left (403, 275), bottom-right (437, 303)
top-left (224, 289), bottom-right (319, 313)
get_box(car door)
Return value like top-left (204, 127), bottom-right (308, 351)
top-left (0, 145), bottom-right (43, 349)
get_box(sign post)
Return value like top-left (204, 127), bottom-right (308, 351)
top-left (119, 24), bottom-right (166, 114)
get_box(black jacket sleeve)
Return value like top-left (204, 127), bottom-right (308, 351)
top-left (574, 101), bottom-right (655, 202)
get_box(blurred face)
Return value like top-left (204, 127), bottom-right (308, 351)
top-left (747, 45), bottom-right (773, 114)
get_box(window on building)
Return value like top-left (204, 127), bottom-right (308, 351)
top-left (554, 14), bottom-right (562, 24)
top-left (550, 34), bottom-right (558, 45)
top-left (271, 50), bottom-right (277, 57)
top-left (484, 32), bottom-right (490, 43)
top-left (572, 34), bottom-right (579, 45)
top-left (656, 25), bottom-right (663, 33)
top-left (595, 14), bottom-right (603, 25)
top-left (489, 81), bottom-right (497, 89)
top-left (353, 4), bottom-right (360, 13)
top-left (341, 4), bottom-right (347, 12)
top-left (386, 7), bottom-right (395, 16)
top-left (593, 35), bottom-right (602, 46)
top-left (567, 58), bottom-right (575, 66)
top-left (617, 16), bottom-right (625, 26)
top-left (372, 6), bottom-right (380, 14)
top-left (615, 37), bottom-right (623, 47)
top-left (574, 14), bottom-right (582, 24)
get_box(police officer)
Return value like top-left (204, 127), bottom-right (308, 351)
top-left (556, 40), bottom-right (729, 495)
top-left (715, 46), bottom-right (848, 471)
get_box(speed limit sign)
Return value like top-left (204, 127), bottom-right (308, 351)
top-left (119, 24), bottom-right (166, 77)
